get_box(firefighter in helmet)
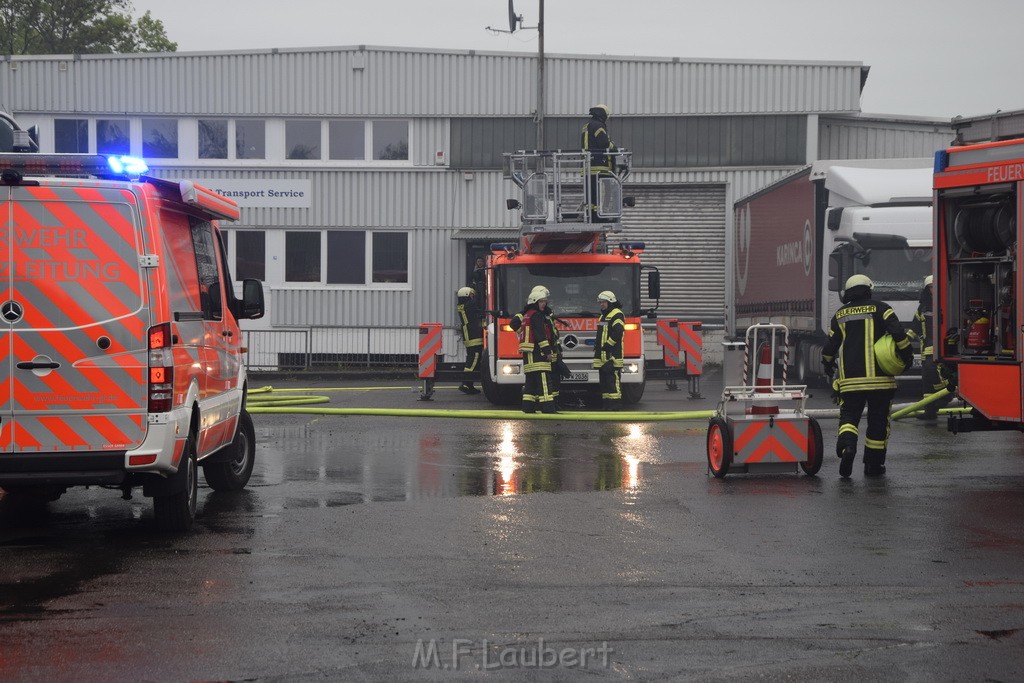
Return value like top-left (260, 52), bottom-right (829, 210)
top-left (456, 286), bottom-right (483, 394)
top-left (581, 103), bottom-right (618, 223)
top-left (913, 275), bottom-right (951, 420)
top-left (593, 290), bottom-right (625, 411)
top-left (821, 274), bottom-right (914, 477)
top-left (519, 285), bottom-right (557, 413)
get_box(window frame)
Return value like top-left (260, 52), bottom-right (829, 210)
top-left (276, 228), bottom-right (411, 290)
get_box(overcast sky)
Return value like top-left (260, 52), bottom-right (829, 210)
top-left (132, 0), bottom-right (1023, 120)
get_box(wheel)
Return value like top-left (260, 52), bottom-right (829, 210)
top-left (204, 410), bottom-right (256, 492)
top-left (153, 435), bottom-right (198, 532)
top-left (621, 379), bottom-right (645, 405)
top-left (706, 417), bottom-right (733, 478)
top-left (801, 417), bottom-right (824, 476)
top-left (480, 351), bottom-right (521, 406)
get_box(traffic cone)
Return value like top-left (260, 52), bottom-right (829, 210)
top-left (748, 343), bottom-right (779, 416)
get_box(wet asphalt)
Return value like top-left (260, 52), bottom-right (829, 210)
top-left (1, 370), bottom-right (1023, 681)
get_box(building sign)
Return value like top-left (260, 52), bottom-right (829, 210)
top-left (205, 179), bottom-right (312, 208)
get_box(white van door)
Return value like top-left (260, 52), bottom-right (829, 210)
top-left (1, 185), bottom-right (149, 453)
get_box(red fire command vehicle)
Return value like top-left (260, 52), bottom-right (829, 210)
top-left (934, 119), bottom-right (1024, 432)
top-left (480, 150), bottom-right (661, 406)
top-left (0, 150), bottom-right (265, 530)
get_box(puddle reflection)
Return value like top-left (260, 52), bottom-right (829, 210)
top-left (262, 421), bottom-right (667, 502)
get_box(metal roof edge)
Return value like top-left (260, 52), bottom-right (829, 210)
top-left (3, 45), bottom-right (866, 70)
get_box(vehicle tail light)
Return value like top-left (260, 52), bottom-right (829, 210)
top-left (148, 323), bottom-right (174, 412)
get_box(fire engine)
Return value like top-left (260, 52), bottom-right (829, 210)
top-left (933, 116), bottom-right (1024, 432)
top-left (479, 149), bottom-right (661, 405)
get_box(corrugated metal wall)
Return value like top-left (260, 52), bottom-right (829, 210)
top-left (450, 115), bottom-right (807, 169)
top-left (620, 185), bottom-right (727, 321)
top-left (817, 116), bottom-right (953, 159)
top-left (152, 167), bottom-right (518, 229)
top-left (1, 48), bottom-right (865, 118)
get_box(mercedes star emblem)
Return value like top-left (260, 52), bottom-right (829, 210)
top-left (562, 334), bottom-right (579, 349)
top-left (1, 301), bottom-right (23, 323)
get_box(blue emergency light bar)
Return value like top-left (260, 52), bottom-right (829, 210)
top-left (934, 150), bottom-right (949, 173)
top-left (0, 153), bottom-right (149, 180)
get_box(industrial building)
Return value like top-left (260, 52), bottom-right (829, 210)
top-left (0, 46), bottom-right (953, 368)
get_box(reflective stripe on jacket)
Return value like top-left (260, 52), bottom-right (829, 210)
top-left (822, 298), bottom-right (910, 392)
top-left (593, 306), bottom-right (625, 368)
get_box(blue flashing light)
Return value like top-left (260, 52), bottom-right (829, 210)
top-left (934, 150), bottom-right (949, 173)
top-left (107, 155), bottom-right (149, 177)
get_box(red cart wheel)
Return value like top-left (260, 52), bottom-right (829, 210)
top-left (800, 417), bottom-right (824, 476)
top-left (706, 417), bottom-right (733, 478)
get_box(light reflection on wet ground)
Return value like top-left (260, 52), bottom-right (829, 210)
top-left (255, 418), bottom-right (676, 502)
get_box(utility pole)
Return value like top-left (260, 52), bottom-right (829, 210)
top-left (536, 0), bottom-right (545, 150)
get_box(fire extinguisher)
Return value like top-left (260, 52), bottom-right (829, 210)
top-left (965, 299), bottom-right (992, 352)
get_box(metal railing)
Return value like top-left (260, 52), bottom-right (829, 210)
top-left (242, 321), bottom-right (724, 372)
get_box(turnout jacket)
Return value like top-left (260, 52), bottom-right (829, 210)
top-left (457, 297), bottom-right (482, 347)
top-left (593, 305), bottom-right (625, 368)
top-left (822, 296), bottom-right (911, 392)
top-left (581, 116), bottom-right (617, 173)
top-left (914, 286), bottom-right (934, 356)
top-left (518, 306), bottom-right (554, 373)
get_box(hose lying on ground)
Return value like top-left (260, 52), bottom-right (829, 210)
top-left (246, 386), bottom-right (968, 422)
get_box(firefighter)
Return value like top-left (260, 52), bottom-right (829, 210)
top-left (914, 275), bottom-right (950, 420)
top-left (581, 104), bottom-right (618, 222)
top-left (593, 290), bottom-right (625, 411)
top-left (821, 274), bottom-right (914, 478)
top-left (519, 285), bottom-right (557, 414)
top-left (456, 286), bottom-right (482, 394)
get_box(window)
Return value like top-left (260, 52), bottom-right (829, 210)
top-left (97, 119), bottom-right (129, 155)
top-left (285, 230), bottom-right (409, 286)
top-left (372, 232), bottom-right (409, 283)
top-left (372, 120), bottom-right (409, 160)
top-left (142, 118), bottom-right (178, 158)
top-left (329, 120), bottom-right (365, 160)
top-left (190, 219), bottom-right (223, 320)
top-left (327, 231), bottom-right (366, 284)
top-left (236, 119), bottom-right (265, 159)
top-left (286, 120), bottom-right (321, 160)
top-left (54, 119), bottom-right (89, 153)
top-left (235, 230), bottom-right (266, 281)
top-left (285, 231), bottom-right (321, 282)
top-left (199, 119), bottom-right (228, 159)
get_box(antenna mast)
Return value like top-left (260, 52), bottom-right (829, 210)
top-left (487, 1), bottom-right (545, 150)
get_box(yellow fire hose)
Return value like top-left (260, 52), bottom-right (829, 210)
top-left (245, 385), bottom-right (967, 422)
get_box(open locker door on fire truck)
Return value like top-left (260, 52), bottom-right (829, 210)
top-left (934, 138), bottom-right (1023, 429)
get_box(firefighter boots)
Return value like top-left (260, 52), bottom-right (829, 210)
top-left (458, 383), bottom-right (481, 395)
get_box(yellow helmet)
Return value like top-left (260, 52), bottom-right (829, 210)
top-left (874, 334), bottom-right (906, 376)
top-left (844, 274), bottom-right (873, 290)
top-left (594, 104), bottom-right (610, 118)
top-left (597, 290), bottom-right (616, 303)
top-left (457, 286), bottom-right (474, 298)
top-left (527, 285), bottom-right (550, 304)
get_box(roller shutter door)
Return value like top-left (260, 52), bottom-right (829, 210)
top-left (620, 184), bottom-right (726, 321)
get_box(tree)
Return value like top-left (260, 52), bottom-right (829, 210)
top-left (0, 0), bottom-right (176, 55)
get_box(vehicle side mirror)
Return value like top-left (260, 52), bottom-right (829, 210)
top-left (828, 254), bottom-right (841, 292)
top-left (241, 279), bottom-right (265, 319)
top-left (647, 270), bottom-right (661, 299)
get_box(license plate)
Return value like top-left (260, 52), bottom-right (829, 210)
top-left (567, 372), bottom-right (589, 382)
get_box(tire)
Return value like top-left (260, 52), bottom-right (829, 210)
top-left (480, 351), bottom-right (521, 406)
top-left (203, 410), bottom-right (256, 492)
top-left (706, 417), bottom-right (733, 478)
top-left (621, 379), bottom-right (645, 405)
top-left (153, 435), bottom-right (198, 532)
top-left (801, 417), bottom-right (824, 476)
